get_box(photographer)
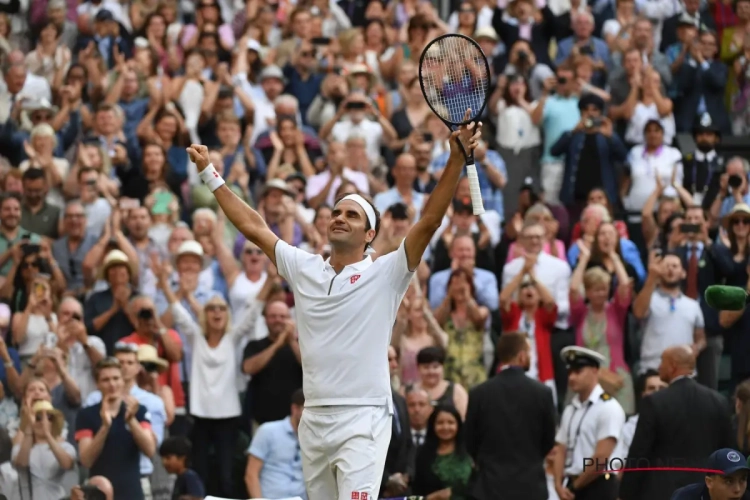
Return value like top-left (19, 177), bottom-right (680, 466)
top-left (550, 94), bottom-right (628, 220)
top-left (494, 39), bottom-right (553, 101)
top-left (709, 157), bottom-right (750, 220)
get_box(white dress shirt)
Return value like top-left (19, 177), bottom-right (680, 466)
top-left (502, 253), bottom-right (572, 329)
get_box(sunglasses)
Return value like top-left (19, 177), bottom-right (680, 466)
top-left (142, 362), bottom-right (160, 372)
top-left (21, 261), bottom-right (40, 269)
top-left (206, 304), bottom-right (227, 312)
top-left (733, 218), bottom-right (750, 226)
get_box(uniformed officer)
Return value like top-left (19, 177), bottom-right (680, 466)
top-left (670, 448), bottom-right (750, 500)
top-left (682, 112), bottom-right (724, 210)
top-left (552, 346), bottom-right (626, 500)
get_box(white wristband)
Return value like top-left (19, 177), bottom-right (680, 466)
top-left (198, 163), bottom-right (225, 192)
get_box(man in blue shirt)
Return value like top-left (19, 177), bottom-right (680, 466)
top-left (76, 357), bottom-right (156, 500)
top-left (245, 389), bottom-right (307, 500)
top-left (671, 448), bottom-right (750, 499)
top-left (84, 342), bottom-right (166, 497)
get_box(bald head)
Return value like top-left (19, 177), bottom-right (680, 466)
top-left (88, 476), bottom-right (114, 500)
top-left (659, 345), bottom-right (696, 383)
top-left (7, 50), bottom-right (24, 65)
top-left (393, 153), bottom-right (417, 188)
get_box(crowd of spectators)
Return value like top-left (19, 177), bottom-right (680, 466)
top-left (0, 0), bottom-right (749, 498)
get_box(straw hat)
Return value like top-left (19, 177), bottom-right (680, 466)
top-left (345, 63), bottom-right (377, 88)
top-left (31, 400), bottom-right (64, 437)
top-left (136, 344), bottom-right (168, 373)
top-left (722, 203), bottom-right (750, 229)
top-left (98, 250), bottom-right (133, 281)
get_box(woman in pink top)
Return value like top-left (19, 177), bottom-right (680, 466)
top-left (180, 1), bottom-right (235, 53)
top-left (506, 203), bottom-right (566, 262)
top-left (569, 243), bottom-right (635, 414)
top-left (392, 281), bottom-right (448, 387)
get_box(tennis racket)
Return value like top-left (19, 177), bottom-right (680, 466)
top-left (418, 33), bottom-right (491, 215)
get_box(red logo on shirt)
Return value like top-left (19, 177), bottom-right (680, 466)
top-left (350, 274), bottom-right (361, 284)
top-left (351, 493), bottom-right (360, 500)
top-left (362, 494), bottom-right (368, 500)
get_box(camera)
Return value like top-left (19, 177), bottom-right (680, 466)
top-left (557, 76), bottom-right (567, 85)
top-left (81, 484), bottom-right (106, 500)
top-left (584, 117), bottom-right (603, 129)
top-left (345, 101), bottom-right (367, 110)
top-left (729, 174), bottom-right (744, 189)
top-left (138, 308), bottom-right (154, 320)
top-left (516, 50), bottom-right (528, 61)
top-left (680, 223), bottom-right (701, 233)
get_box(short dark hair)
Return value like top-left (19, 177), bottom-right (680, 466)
top-left (94, 357), bottom-right (122, 381)
top-left (416, 346), bottom-right (446, 366)
top-left (77, 167), bottom-right (99, 181)
top-left (291, 388), bottom-right (305, 407)
top-left (496, 332), bottom-right (530, 364)
top-left (160, 436), bottom-right (192, 462)
top-left (635, 369), bottom-right (660, 413)
top-left (22, 168), bottom-right (46, 182)
top-left (0, 192), bottom-right (21, 209)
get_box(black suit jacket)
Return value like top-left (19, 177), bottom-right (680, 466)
top-left (381, 391), bottom-right (413, 495)
top-left (492, 7), bottom-right (557, 67)
top-left (674, 243), bottom-right (720, 333)
top-left (660, 10), bottom-right (716, 52)
top-left (674, 60), bottom-right (732, 134)
top-left (464, 367), bottom-right (556, 500)
top-left (619, 378), bottom-right (733, 500)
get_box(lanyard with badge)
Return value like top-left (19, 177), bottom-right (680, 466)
top-left (692, 162), bottom-right (715, 206)
top-left (565, 401), bottom-right (594, 468)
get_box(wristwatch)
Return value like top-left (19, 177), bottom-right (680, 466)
top-left (4, 361), bottom-right (13, 369)
top-left (157, 327), bottom-right (167, 337)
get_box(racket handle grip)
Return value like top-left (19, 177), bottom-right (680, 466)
top-left (465, 164), bottom-right (485, 215)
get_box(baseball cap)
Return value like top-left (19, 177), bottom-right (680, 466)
top-left (707, 449), bottom-right (750, 475)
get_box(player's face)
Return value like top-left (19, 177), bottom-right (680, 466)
top-left (433, 410), bottom-right (459, 442)
top-left (328, 200), bottom-right (373, 250)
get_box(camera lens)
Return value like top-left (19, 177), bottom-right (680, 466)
top-left (138, 308), bottom-right (154, 320)
top-left (729, 175), bottom-right (744, 189)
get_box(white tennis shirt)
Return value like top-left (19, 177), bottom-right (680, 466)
top-left (275, 239), bottom-right (414, 410)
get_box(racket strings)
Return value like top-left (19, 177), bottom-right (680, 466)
top-left (421, 36), bottom-right (489, 125)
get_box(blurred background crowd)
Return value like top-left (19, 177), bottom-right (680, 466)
top-left (0, 0), bottom-right (750, 497)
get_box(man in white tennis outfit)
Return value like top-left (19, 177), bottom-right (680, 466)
top-left (187, 113), bottom-right (481, 500)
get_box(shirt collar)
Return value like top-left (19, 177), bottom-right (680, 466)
top-left (573, 383), bottom-right (604, 408)
top-left (694, 150), bottom-right (716, 162)
top-left (282, 416), bottom-right (295, 436)
top-left (643, 146), bottom-right (663, 158)
top-left (324, 255), bottom-right (373, 272)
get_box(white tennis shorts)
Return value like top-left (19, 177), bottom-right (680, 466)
top-left (299, 405), bottom-right (392, 500)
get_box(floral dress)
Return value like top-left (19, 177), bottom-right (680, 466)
top-left (443, 317), bottom-right (487, 389)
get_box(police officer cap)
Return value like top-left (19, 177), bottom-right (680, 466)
top-left (707, 448), bottom-right (750, 476)
top-left (561, 346), bottom-right (606, 370)
top-left (692, 112), bottom-right (720, 137)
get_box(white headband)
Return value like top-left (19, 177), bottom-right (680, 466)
top-left (336, 194), bottom-right (377, 229)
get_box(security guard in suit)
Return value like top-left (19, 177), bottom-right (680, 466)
top-left (552, 346), bottom-right (626, 500)
top-left (670, 448), bottom-right (750, 499)
top-left (682, 113), bottom-right (725, 211)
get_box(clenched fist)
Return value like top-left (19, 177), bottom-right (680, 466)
top-left (186, 144), bottom-right (211, 172)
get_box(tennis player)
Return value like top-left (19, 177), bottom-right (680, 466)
top-left (186, 114), bottom-right (481, 499)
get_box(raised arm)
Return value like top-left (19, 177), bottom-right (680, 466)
top-left (187, 145), bottom-right (279, 265)
top-left (404, 111), bottom-right (481, 270)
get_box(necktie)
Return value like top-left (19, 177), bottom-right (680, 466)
top-left (687, 245), bottom-right (699, 299)
top-left (392, 399), bottom-right (401, 437)
top-left (414, 431), bottom-right (424, 446)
